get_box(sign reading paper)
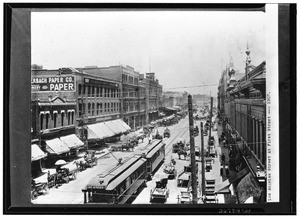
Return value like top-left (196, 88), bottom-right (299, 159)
top-left (31, 76), bottom-right (76, 92)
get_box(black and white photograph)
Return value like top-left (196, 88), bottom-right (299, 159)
top-left (4, 1), bottom-right (296, 215)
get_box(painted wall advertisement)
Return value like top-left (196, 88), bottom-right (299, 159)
top-left (31, 75), bottom-right (76, 92)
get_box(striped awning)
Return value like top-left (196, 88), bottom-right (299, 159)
top-left (45, 138), bottom-right (70, 155)
top-left (60, 134), bottom-right (84, 149)
top-left (31, 144), bottom-right (47, 161)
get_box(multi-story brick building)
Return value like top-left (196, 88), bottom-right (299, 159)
top-left (79, 65), bottom-right (144, 129)
top-left (217, 46), bottom-right (266, 203)
top-left (80, 66), bottom-right (163, 128)
top-left (31, 67), bottom-right (127, 158)
top-left (145, 72), bottom-right (162, 122)
top-left (31, 67), bottom-right (81, 172)
top-left (31, 68), bottom-right (77, 142)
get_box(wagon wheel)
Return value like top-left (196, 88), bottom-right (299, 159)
top-left (65, 176), bottom-right (69, 184)
top-left (31, 190), bottom-right (36, 200)
top-left (43, 183), bottom-right (49, 193)
top-left (73, 171), bottom-right (77, 180)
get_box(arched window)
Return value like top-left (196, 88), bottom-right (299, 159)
top-left (53, 113), bottom-right (57, 128)
top-left (40, 113), bottom-right (44, 130)
top-left (45, 113), bottom-right (49, 129)
top-left (71, 111), bottom-right (74, 124)
top-left (68, 112), bottom-right (71, 125)
top-left (61, 112), bottom-right (65, 126)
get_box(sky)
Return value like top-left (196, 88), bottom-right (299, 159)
top-left (32, 10), bottom-right (266, 96)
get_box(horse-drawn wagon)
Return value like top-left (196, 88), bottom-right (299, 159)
top-left (150, 174), bottom-right (169, 203)
top-left (163, 127), bottom-right (170, 138)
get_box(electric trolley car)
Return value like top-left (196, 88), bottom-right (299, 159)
top-left (82, 139), bottom-right (166, 204)
top-left (136, 139), bottom-right (166, 180)
top-left (82, 155), bottom-right (147, 204)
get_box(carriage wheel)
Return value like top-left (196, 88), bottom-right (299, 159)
top-left (73, 172), bottom-right (77, 180)
top-left (31, 190), bottom-right (35, 200)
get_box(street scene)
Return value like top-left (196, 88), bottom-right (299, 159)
top-left (31, 10), bottom-right (267, 205)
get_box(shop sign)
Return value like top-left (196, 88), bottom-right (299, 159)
top-left (31, 75), bottom-right (76, 92)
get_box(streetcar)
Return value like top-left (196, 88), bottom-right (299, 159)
top-left (82, 155), bottom-right (147, 204)
top-left (135, 139), bottom-right (166, 180)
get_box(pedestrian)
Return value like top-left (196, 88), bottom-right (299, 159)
top-left (221, 153), bottom-right (225, 165)
top-left (148, 133), bottom-right (153, 144)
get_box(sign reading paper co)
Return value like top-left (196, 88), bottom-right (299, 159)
top-left (31, 76), bottom-right (76, 92)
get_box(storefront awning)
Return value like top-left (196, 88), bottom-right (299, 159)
top-left (236, 172), bottom-right (263, 204)
top-left (60, 134), bottom-right (84, 150)
top-left (31, 144), bottom-right (47, 161)
top-left (214, 179), bottom-right (230, 194)
top-left (104, 120), bottom-right (123, 135)
top-left (45, 138), bottom-right (70, 155)
top-left (87, 123), bottom-right (111, 140)
top-left (97, 122), bottom-right (115, 136)
top-left (116, 119), bottom-right (131, 131)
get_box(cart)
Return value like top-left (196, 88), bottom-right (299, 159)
top-left (84, 150), bottom-right (97, 167)
top-left (163, 128), bottom-right (170, 138)
top-left (150, 176), bottom-right (169, 203)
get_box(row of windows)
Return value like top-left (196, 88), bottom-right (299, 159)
top-left (78, 102), bottom-right (120, 116)
top-left (40, 111), bottom-right (75, 130)
top-left (78, 84), bottom-right (120, 98)
top-left (122, 74), bottom-right (139, 85)
top-left (123, 102), bottom-right (139, 112)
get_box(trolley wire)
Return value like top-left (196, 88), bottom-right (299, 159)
top-left (77, 83), bottom-right (220, 97)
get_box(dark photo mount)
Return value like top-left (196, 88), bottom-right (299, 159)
top-left (3, 3), bottom-right (296, 215)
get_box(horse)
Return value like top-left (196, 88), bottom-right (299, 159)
top-left (177, 149), bottom-right (188, 160)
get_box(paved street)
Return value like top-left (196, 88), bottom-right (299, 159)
top-left (32, 113), bottom-right (232, 205)
top-left (133, 114), bottom-right (226, 204)
top-left (32, 117), bottom-right (189, 204)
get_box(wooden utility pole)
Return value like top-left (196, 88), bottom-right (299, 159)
top-left (200, 122), bottom-right (205, 199)
top-left (208, 96), bottom-right (213, 156)
top-left (188, 94), bottom-right (198, 204)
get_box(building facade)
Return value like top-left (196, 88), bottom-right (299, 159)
top-left (79, 65), bottom-right (161, 129)
top-left (145, 72), bottom-right (161, 122)
top-left (31, 68), bottom-right (77, 142)
top-left (217, 47), bottom-right (266, 203)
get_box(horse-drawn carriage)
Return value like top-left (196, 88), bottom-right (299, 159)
top-left (172, 138), bottom-right (186, 153)
top-left (153, 129), bottom-right (163, 140)
top-left (31, 177), bottom-right (49, 200)
top-left (194, 126), bottom-right (199, 136)
top-left (163, 161), bottom-right (177, 180)
top-left (178, 191), bottom-right (192, 204)
top-left (163, 128), bottom-right (170, 138)
top-left (56, 160), bottom-right (79, 184)
top-left (111, 142), bottom-right (134, 152)
top-left (150, 174), bottom-right (169, 203)
top-left (84, 150), bottom-right (97, 167)
top-left (209, 136), bottom-right (215, 146)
